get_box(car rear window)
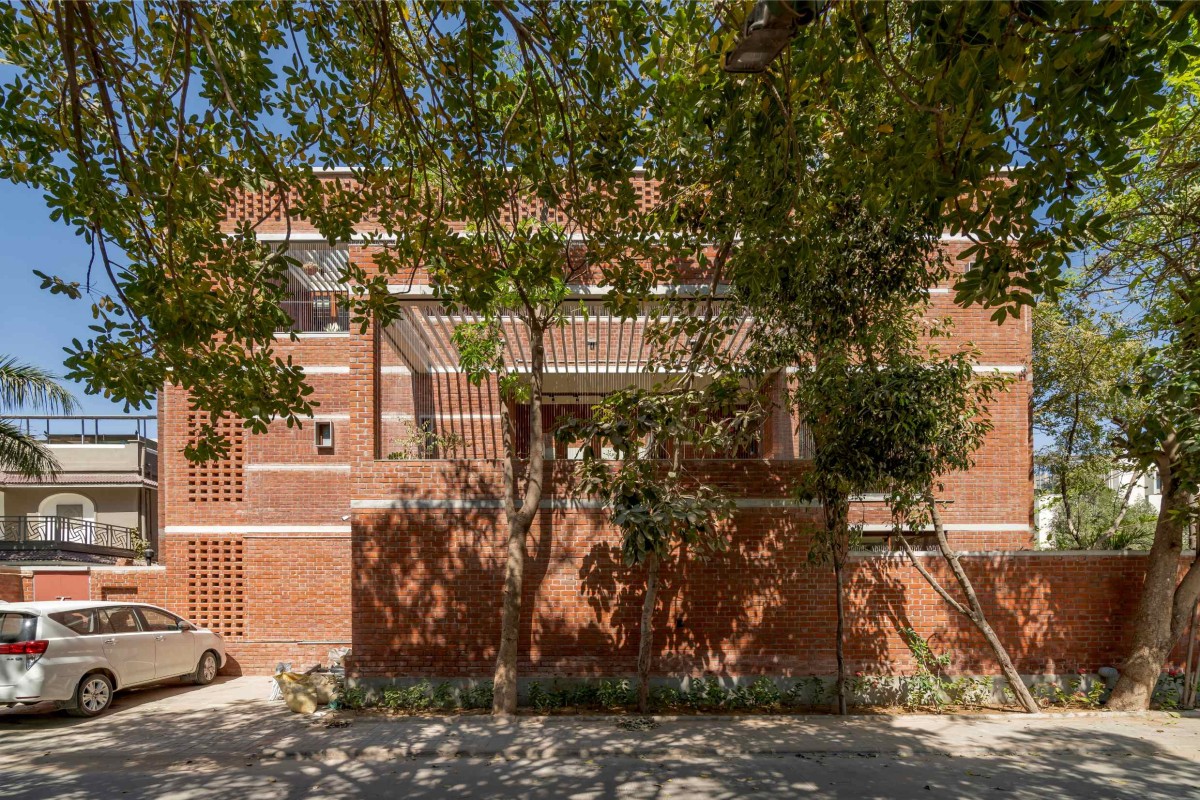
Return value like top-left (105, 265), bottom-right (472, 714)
top-left (49, 609), bottom-right (98, 636)
top-left (0, 612), bottom-right (38, 644)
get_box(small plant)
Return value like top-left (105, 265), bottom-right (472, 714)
top-left (784, 676), bottom-right (829, 707)
top-left (431, 681), bottom-right (457, 710)
top-left (1152, 668), bottom-right (1190, 710)
top-left (901, 628), bottom-right (953, 712)
top-left (1028, 682), bottom-right (1057, 707)
top-left (129, 528), bottom-right (146, 561)
top-left (337, 684), bottom-right (368, 711)
top-left (742, 677), bottom-right (782, 709)
top-left (649, 685), bottom-right (681, 709)
top-left (848, 673), bottom-right (902, 706)
top-left (460, 680), bottom-right (494, 710)
top-left (381, 681), bottom-right (432, 711)
top-left (386, 421), bottom-right (464, 460)
top-left (950, 676), bottom-right (994, 707)
top-left (596, 679), bottom-right (632, 709)
top-left (528, 681), bottom-right (554, 712)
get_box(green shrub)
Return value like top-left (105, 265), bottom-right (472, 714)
top-left (338, 684), bottom-right (368, 711)
top-left (1151, 670), bottom-right (1191, 710)
top-left (596, 679), bottom-right (632, 709)
top-left (381, 681), bottom-right (432, 711)
top-left (431, 682), bottom-right (457, 710)
top-left (460, 681), bottom-right (494, 710)
top-left (950, 676), bottom-right (994, 707)
top-left (784, 676), bottom-right (828, 707)
top-left (649, 685), bottom-right (681, 709)
top-left (742, 677), bottom-right (782, 709)
top-left (900, 628), bottom-right (953, 711)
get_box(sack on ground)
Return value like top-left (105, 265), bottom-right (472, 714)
top-left (275, 671), bottom-right (338, 714)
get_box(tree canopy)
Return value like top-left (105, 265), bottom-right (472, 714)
top-left (1, 1), bottom-right (1197, 453)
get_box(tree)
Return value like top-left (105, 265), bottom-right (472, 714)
top-left (868, 351), bottom-right (1040, 714)
top-left (1033, 291), bottom-right (1149, 548)
top-left (0, 356), bottom-right (75, 477)
top-left (743, 188), bottom-right (952, 714)
top-left (1080, 34), bottom-right (1200, 709)
top-left (2, 0), bottom-right (654, 714)
top-left (559, 377), bottom-right (763, 713)
top-left (770, 1), bottom-right (1199, 318)
top-left (1044, 471), bottom-right (1158, 551)
top-left (1, 2), bottom-right (1193, 449)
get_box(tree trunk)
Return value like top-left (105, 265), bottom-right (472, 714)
top-left (1108, 481), bottom-right (1200, 710)
top-left (492, 319), bottom-right (546, 715)
top-left (492, 515), bottom-right (528, 715)
top-left (1183, 596), bottom-right (1199, 710)
top-left (833, 552), bottom-right (848, 715)
top-left (897, 497), bottom-right (1039, 713)
top-left (930, 501), bottom-right (1039, 714)
top-left (636, 551), bottom-right (660, 713)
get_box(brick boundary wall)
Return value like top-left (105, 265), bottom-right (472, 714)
top-left (0, 569), bottom-right (30, 603)
top-left (351, 509), bottom-right (1195, 681)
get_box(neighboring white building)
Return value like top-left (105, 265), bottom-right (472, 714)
top-left (1035, 466), bottom-right (1162, 547)
top-left (0, 415), bottom-right (157, 563)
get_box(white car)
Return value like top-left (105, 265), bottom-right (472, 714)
top-left (0, 601), bottom-right (226, 717)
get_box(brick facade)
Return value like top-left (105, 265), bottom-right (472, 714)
top-left (351, 513), bottom-right (1179, 678)
top-left (138, 173), bottom-right (1121, 680)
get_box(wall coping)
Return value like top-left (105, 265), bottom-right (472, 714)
top-left (851, 549), bottom-right (1193, 559)
top-left (0, 564), bottom-right (168, 575)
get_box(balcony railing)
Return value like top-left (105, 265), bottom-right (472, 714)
top-left (7, 415), bottom-right (156, 444)
top-left (0, 516), bottom-right (139, 558)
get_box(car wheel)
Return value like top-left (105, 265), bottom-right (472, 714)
top-left (192, 650), bottom-right (218, 685)
top-left (67, 673), bottom-right (114, 717)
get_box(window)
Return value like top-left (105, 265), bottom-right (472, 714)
top-left (0, 613), bottom-right (37, 644)
top-left (137, 607), bottom-right (181, 632)
top-left (315, 421), bottom-right (334, 449)
top-left (278, 245), bottom-right (351, 333)
top-left (56, 504), bottom-right (84, 519)
top-left (98, 607), bottom-right (141, 634)
top-left (50, 609), bottom-right (98, 636)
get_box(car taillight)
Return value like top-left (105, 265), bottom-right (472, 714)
top-left (0, 640), bottom-right (49, 656)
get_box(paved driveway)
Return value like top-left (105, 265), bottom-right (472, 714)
top-left (2, 678), bottom-right (1200, 799)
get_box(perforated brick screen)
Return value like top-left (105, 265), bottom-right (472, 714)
top-left (185, 413), bottom-right (245, 502)
top-left (186, 538), bottom-right (245, 639)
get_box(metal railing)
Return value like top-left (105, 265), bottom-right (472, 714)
top-left (0, 516), bottom-right (139, 555)
top-left (5, 415), bottom-right (156, 444)
top-left (280, 297), bottom-right (351, 333)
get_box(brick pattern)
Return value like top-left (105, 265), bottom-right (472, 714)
top-left (152, 173), bottom-right (1055, 680)
top-left (185, 538), bottom-right (246, 639)
top-left (185, 413), bottom-right (245, 502)
top-left (0, 570), bottom-right (27, 602)
top-left (351, 509), bottom-right (1188, 679)
top-left (89, 568), bottom-right (167, 603)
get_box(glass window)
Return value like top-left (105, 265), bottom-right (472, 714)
top-left (137, 607), bottom-right (181, 632)
top-left (50, 609), bottom-right (97, 635)
top-left (98, 607), bottom-right (142, 634)
top-left (0, 613), bottom-right (37, 644)
top-left (55, 503), bottom-right (85, 518)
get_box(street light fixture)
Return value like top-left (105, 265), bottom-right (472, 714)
top-left (723, 0), bottom-right (829, 74)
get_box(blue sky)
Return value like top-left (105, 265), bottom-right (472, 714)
top-left (0, 180), bottom-right (142, 415)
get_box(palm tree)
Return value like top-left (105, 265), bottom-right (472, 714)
top-left (0, 355), bottom-right (77, 478)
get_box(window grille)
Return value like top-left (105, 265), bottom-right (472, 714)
top-left (278, 244), bottom-right (351, 333)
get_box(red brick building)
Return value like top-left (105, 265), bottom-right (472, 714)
top-left (6, 172), bottom-right (1178, 686)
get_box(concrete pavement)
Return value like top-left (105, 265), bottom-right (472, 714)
top-left (2, 676), bottom-right (1199, 798)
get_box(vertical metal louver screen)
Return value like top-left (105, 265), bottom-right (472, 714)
top-left (279, 244), bottom-right (351, 333)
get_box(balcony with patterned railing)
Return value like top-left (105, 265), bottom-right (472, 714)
top-left (0, 516), bottom-right (140, 559)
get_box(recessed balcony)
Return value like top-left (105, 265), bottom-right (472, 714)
top-left (0, 516), bottom-right (141, 560)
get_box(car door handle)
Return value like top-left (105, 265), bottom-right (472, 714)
top-left (154, 635), bottom-right (165, 641)
top-left (103, 638), bottom-right (116, 645)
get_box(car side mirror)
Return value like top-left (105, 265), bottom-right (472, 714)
top-left (177, 620), bottom-right (193, 632)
